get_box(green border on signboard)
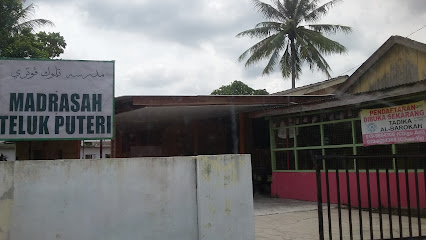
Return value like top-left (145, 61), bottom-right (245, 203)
top-left (0, 58), bottom-right (115, 141)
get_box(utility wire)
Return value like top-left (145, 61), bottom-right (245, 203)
top-left (338, 64), bottom-right (361, 76)
top-left (406, 24), bottom-right (426, 38)
top-left (330, 24), bottom-right (426, 79)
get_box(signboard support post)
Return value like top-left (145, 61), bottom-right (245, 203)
top-left (28, 142), bottom-right (32, 160)
top-left (100, 140), bottom-right (103, 159)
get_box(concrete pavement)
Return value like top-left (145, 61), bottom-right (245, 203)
top-left (254, 196), bottom-right (321, 240)
top-left (253, 196), bottom-right (426, 240)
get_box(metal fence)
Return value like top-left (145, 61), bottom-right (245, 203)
top-left (315, 155), bottom-right (426, 240)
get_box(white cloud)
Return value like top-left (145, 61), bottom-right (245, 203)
top-left (31, 0), bottom-right (426, 96)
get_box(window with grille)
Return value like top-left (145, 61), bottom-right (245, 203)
top-left (270, 109), bottom-right (425, 172)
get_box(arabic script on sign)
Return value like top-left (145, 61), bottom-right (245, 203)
top-left (11, 66), bottom-right (104, 80)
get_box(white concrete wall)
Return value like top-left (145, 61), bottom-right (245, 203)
top-left (0, 155), bottom-right (254, 240)
top-left (0, 162), bottom-right (14, 240)
top-left (197, 155), bottom-right (255, 240)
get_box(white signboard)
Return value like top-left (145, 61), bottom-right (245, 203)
top-left (360, 101), bottom-right (426, 146)
top-left (0, 59), bottom-right (114, 140)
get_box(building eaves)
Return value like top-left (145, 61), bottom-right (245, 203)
top-left (115, 95), bottom-right (335, 115)
top-left (251, 79), bottom-right (426, 118)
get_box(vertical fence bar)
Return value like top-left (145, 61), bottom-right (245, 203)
top-left (345, 158), bottom-right (353, 240)
top-left (316, 157), bottom-right (325, 240)
top-left (336, 168), bottom-right (343, 240)
top-left (325, 160), bottom-right (332, 240)
top-left (313, 155), bottom-right (426, 240)
top-left (423, 158), bottom-right (426, 240)
top-left (414, 168), bottom-right (421, 237)
top-left (424, 158), bottom-right (426, 205)
top-left (386, 167), bottom-right (394, 239)
top-left (395, 158), bottom-right (403, 239)
top-left (355, 159), bottom-right (363, 240)
top-left (424, 159), bottom-right (426, 213)
top-left (366, 168), bottom-right (373, 240)
top-left (376, 168), bottom-right (383, 239)
top-left (404, 158), bottom-right (413, 238)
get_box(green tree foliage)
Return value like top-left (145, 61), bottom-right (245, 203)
top-left (2, 29), bottom-right (66, 58)
top-left (211, 80), bottom-right (269, 95)
top-left (252, 89), bottom-right (269, 95)
top-left (237, 0), bottom-right (352, 89)
top-left (0, 0), bottom-right (66, 58)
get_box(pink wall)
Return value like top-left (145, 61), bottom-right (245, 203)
top-left (271, 172), bottom-right (426, 209)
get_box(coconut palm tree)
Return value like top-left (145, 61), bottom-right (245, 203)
top-left (237, 0), bottom-right (352, 89)
top-left (11, 0), bottom-right (54, 34)
top-left (0, 0), bottom-right (54, 56)
top-left (0, 0), bottom-right (53, 38)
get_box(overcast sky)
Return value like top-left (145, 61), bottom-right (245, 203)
top-left (32, 0), bottom-right (426, 96)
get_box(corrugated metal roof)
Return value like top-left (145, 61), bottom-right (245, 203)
top-left (350, 78), bottom-right (426, 95)
top-left (272, 75), bottom-right (348, 95)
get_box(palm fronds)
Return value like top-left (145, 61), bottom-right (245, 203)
top-left (304, 0), bottom-right (342, 23)
top-left (12, 2), bottom-right (54, 33)
top-left (252, 0), bottom-right (285, 21)
top-left (307, 24), bottom-right (352, 34)
top-left (237, 0), bottom-right (352, 88)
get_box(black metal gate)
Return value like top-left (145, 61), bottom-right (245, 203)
top-left (315, 155), bottom-right (426, 240)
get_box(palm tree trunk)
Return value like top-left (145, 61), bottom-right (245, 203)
top-left (290, 37), bottom-right (296, 89)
